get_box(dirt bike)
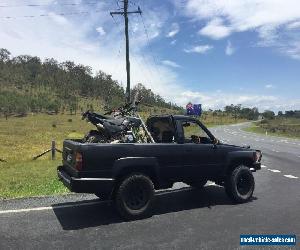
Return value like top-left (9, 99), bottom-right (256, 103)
top-left (81, 98), bottom-right (153, 143)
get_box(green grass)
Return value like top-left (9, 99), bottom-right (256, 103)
top-left (0, 159), bottom-right (69, 199)
top-left (244, 118), bottom-right (300, 139)
top-left (0, 113), bottom-right (94, 199)
top-left (0, 112), bottom-right (247, 199)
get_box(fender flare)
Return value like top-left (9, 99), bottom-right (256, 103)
top-left (223, 151), bottom-right (254, 175)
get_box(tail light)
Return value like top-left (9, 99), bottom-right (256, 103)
top-left (75, 152), bottom-right (83, 171)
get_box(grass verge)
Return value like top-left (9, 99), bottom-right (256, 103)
top-left (0, 158), bottom-right (69, 199)
top-left (244, 121), bottom-right (300, 139)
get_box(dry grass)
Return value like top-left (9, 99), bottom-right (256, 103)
top-left (0, 113), bottom-right (94, 162)
top-left (245, 118), bottom-right (300, 139)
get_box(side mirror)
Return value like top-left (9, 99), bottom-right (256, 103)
top-left (213, 138), bottom-right (219, 145)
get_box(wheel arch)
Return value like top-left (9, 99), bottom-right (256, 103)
top-left (224, 151), bottom-right (254, 175)
top-left (112, 157), bottom-right (160, 188)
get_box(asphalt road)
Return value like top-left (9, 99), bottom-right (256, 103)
top-left (1, 123), bottom-right (299, 250)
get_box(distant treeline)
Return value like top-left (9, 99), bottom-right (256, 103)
top-left (221, 105), bottom-right (300, 120)
top-left (0, 48), bottom-right (182, 117)
top-left (278, 110), bottom-right (300, 118)
top-left (222, 104), bottom-right (260, 120)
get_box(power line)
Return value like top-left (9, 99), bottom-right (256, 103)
top-left (0, 10), bottom-right (102, 19)
top-left (0, 2), bottom-right (98, 8)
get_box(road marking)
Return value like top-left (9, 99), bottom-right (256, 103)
top-left (261, 165), bottom-right (267, 168)
top-left (284, 175), bottom-right (299, 179)
top-left (268, 169), bottom-right (281, 173)
top-left (0, 201), bottom-right (101, 215)
top-left (271, 149), bottom-right (280, 153)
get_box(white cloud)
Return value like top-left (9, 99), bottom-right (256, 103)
top-left (257, 25), bottom-right (279, 47)
top-left (199, 18), bottom-right (232, 40)
top-left (281, 41), bottom-right (300, 59)
top-left (170, 40), bottom-right (177, 45)
top-left (96, 26), bottom-right (106, 36)
top-left (287, 21), bottom-right (300, 30)
top-left (184, 45), bottom-right (213, 54)
top-left (184, 0), bottom-right (300, 31)
top-left (265, 84), bottom-right (274, 89)
top-left (183, 0), bottom-right (300, 59)
top-left (166, 23), bottom-right (180, 37)
top-left (225, 40), bottom-right (235, 55)
top-left (161, 60), bottom-right (181, 68)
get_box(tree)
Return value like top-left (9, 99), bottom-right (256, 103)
top-left (263, 110), bottom-right (275, 120)
top-left (0, 48), bottom-right (11, 62)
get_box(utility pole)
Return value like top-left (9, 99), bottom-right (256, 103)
top-left (110, 0), bottom-right (142, 104)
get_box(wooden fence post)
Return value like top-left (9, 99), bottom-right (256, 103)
top-left (51, 140), bottom-right (56, 160)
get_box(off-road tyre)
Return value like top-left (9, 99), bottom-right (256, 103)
top-left (115, 174), bottom-right (155, 220)
top-left (225, 165), bottom-right (255, 203)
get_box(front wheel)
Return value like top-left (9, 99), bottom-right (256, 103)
top-left (225, 165), bottom-right (255, 203)
top-left (115, 174), bottom-right (155, 220)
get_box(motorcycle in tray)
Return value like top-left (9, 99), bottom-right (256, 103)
top-left (81, 98), bottom-right (153, 144)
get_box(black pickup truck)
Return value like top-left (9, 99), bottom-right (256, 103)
top-left (58, 115), bottom-right (261, 220)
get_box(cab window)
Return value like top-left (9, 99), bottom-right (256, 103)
top-left (182, 121), bottom-right (212, 144)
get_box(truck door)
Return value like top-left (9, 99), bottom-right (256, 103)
top-left (180, 120), bottom-right (224, 178)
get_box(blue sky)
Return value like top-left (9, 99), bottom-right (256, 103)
top-left (0, 0), bottom-right (300, 111)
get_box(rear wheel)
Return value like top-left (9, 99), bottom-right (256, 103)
top-left (225, 165), bottom-right (255, 203)
top-left (115, 174), bottom-right (155, 220)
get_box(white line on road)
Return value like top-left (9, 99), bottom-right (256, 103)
top-left (0, 201), bottom-right (101, 215)
top-left (261, 165), bottom-right (267, 168)
top-left (271, 149), bottom-right (280, 153)
top-left (284, 175), bottom-right (299, 179)
top-left (268, 169), bottom-right (281, 173)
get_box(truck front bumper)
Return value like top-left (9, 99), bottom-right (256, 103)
top-left (57, 166), bottom-right (114, 199)
top-left (251, 162), bottom-right (261, 171)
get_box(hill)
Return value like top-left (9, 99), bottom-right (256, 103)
top-left (0, 48), bottom-right (183, 117)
